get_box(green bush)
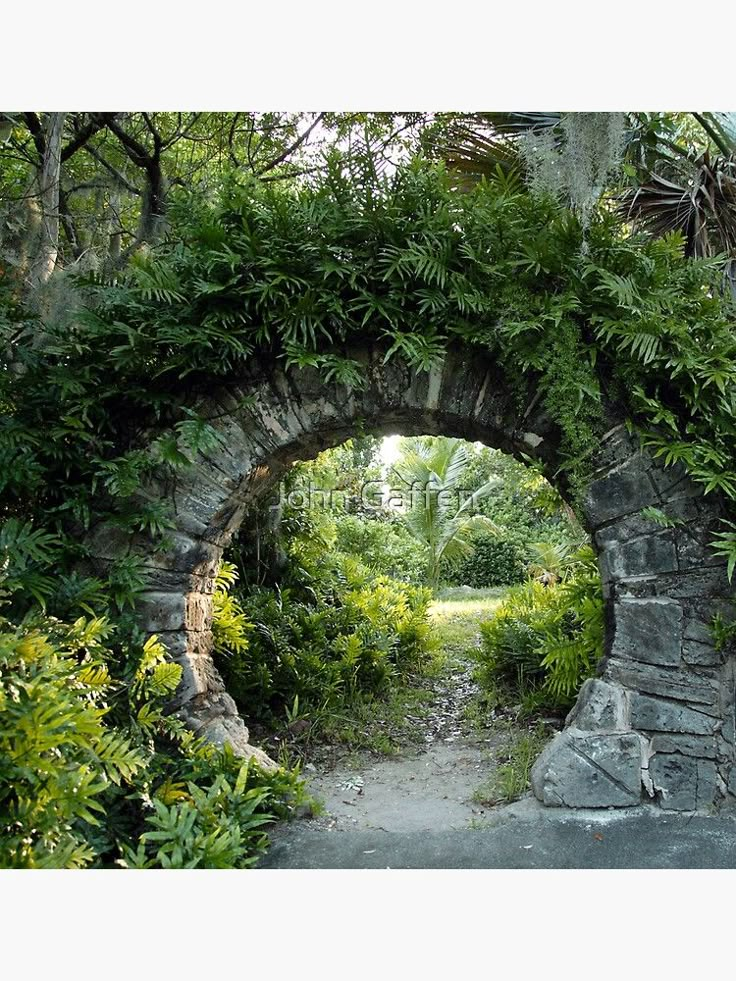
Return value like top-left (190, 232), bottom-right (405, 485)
top-left (0, 545), bottom-right (307, 869)
top-left (474, 545), bottom-right (603, 711)
top-left (213, 551), bottom-right (435, 725)
top-left (333, 513), bottom-right (428, 585)
top-left (447, 534), bottom-right (527, 588)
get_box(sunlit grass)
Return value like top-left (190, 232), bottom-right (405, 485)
top-left (430, 596), bottom-right (505, 619)
top-left (429, 588), bottom-right (506, 657)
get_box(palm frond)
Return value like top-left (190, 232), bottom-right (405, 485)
top-left (620, 152), bottom-right (736, 258)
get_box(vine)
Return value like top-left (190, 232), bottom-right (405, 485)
top-left (2, 160), bottom-right (736, 611)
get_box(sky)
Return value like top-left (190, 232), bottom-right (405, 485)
top-left (379, 434), bottom-right (402, 470)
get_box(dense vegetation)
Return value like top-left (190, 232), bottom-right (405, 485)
top-left (475, 544), bottom-right (603, 714)
top-left (2, 111), bottom-right (736, 867)
top-left (0, 542), bottom-right (308, 868)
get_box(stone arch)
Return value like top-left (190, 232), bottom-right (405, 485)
top-left (89, 342), bottom-right (736, 811)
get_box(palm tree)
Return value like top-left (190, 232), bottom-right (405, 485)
top-left (435, 111), bottom-right (736, 280)
top-left (390, 437), bottom-right (500, 589)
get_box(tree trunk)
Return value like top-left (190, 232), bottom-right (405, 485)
top-left (28, 113), bottom-right (66, 288)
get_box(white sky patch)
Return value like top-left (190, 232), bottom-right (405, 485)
top-left (379, 434), bottom-right (402, 472)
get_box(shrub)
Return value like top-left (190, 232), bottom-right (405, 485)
top-left (447, 534), bottom-right (527, 588)
top-left (0, 567), bottom-right (307, 869)
top-left (213, 552), bottom-right (436, 725)
top-left (333, 513), bottom-right (428, 585)
top-left (0, 613), bottom-right (145, 868)
top-left (474, 545), bottom-right (603, 711)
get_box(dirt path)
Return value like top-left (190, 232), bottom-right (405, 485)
top-left (292, 593), bottom-right (552, 833)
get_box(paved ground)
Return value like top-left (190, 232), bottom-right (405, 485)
top-left (259, 798), bottom-right (736, 869)
top-left (259, 597), bottom-right (736, 869)
top-left (302, 738), bottom-right (508, 833)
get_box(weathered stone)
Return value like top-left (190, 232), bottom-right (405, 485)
top-left (611, 597), bottom-right (682, 666)
top-left (682, 639), bottom-right (723, 667)
top-left (649, 733), bottom-right (718, 758)
top-left (169, 653), bottom-right (212, 705)
top-left (728, 767), bottom-right (736, 799)
top-left (589, 424), bottom-right (642, 475)
top-left (643, 568), bottom-right (731, 599)
top-left (584, 457), bottom-right (659, 528)
top-left (697, 760), bottom-right (719, 809)
top-left (595, 499), bottom-right (699, 549)
top-left (185, 592), bottom-right (212, 632)
top-left (136, 591), bottom-right (186, 632)
top-left (683, 619), bottom-right (716, 645)
top-left (649, 753), bottom-right (698, 810)
top-left (599, 534), bottom-right (678, 581)
top-left (531, 731), bottom-right (644, 808)
top-left (566, 678), bottom-right (629, 731)
top-left (198, 716), bottom-right (278, 772)
top-left (675, 525), bottom-right (730, 570)
top-left (608, 659), bottom-right (720, 709)
top-left (648, 461), bottom-right (690, 496)
top-left (630, 693), bottom-right (719, 734)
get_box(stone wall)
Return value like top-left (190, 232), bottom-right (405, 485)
top-left (88, 344), bottom-right (736, 810)
top-left (532, 425), bottom-right (735, 811)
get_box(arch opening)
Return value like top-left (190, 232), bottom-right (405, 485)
top-left (211, 428), bottom-right (595, 818)
top-left (90, 344), bottom-right (736, 813)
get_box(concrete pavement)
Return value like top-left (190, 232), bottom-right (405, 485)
top-left (258, 798), bottom-right (736, 869)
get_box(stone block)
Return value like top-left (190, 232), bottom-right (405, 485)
top-left (649, 733), bottom-right (718, 758)
top-left (728, 767), bottom-right (736, 799)
top-left (531, 730), bottom-right (644, 808)
top-left (608, 659), bottom-right (720, 709)
top-left (648, 461), bottom-right (690, 496)
top-left (631, 692), bottom-right (718, 736)
top-left (649, 753), bottom-right (697, 810)
top-left (675, 526), bottom-right (729, 570)
top-left (136, 591), bottom-right (186, 632)
top-left (697, 760), bottom-right (718, 809)
top-left (611, 597), bottom-right (682, 666)
top-left (630, 693), bottom-right (719, 734)
top-left (185, 592), bottom-right (213, 632)
top-left (682, 640), bottom-right (723, 667)
top-left (600, 534), bottom-right (678, 582)
top-left (683, 619), bottom-right (716, 645)
top-left (168, 652), bottom-right (212, 706)
top-left (584, 458), bottom-right (659, 528)
top-left (566, 678), bottom-right (629, 731)
top-left (647, 568), bottom-right (732, 599)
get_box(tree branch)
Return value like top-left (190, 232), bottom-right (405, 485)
top-left (257, 112), bottom-right (325, 176)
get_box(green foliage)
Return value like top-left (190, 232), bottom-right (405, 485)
top-left (0, 550), bottom-right (307, 869)
top-left (709, 522), bottom-right (736, 582)
top-left (333, 513), bottom-right (428, 584)
top-left (472, 723), bottom-right (552, 805)
top-left (212, 562), bottom-right (253, 654)
top-left (4, 161), bottom-right (736, 589)
top-left (441, 445), bottom-right (580, 588)
top-left (214, 540), bottom-right (435, 728)
top-left (0, 613), bottom-right (143, 868)
top-left (4, 141), bottom-right (736, 866)
top-left (711, 612), bottom-right (736, 652)
top-left (391, 436), bottom-right (501, 588)
top-left (119, 766), bottom-right (273, 869)
top-left (450, 534), bottom-right (527, 588)
top-left (475, 545), bottom-right (603, 712)
top-left (640, 506), bottom-right (685, 529)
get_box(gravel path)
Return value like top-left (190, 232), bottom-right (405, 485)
top-left (289, 599), bottom-right (526, 833)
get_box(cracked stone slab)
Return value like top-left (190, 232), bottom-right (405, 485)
top-left (531, 730), bottom-right (644, 808)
